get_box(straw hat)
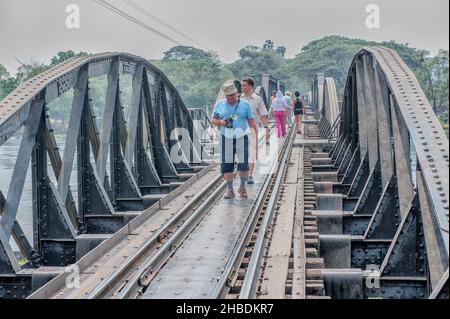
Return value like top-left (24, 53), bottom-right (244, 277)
top-left (221, 80), bottom-right (237, 96)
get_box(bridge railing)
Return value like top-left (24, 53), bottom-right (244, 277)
top-left (189, 107), bottom-right (219, 143)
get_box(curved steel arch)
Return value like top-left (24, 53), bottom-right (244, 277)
top-left (0, 52), bottom-right (210, 277)
top-left (254, 85), bottom-right (269, 111)
top-left (311, 73), bottom-right (324, 113)
top-left (323, 77), bottom-right (340, 128)
top-left (324, 46), bottom-right (448, 297)
top-left (314, 76), bottom-right (341, 139)
top-left (0, 53), bottom-right (196, 145)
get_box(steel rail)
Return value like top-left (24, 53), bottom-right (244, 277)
top-left (84, 172), bottom-right (224, 299)
top-left (86, 130), bottom-right (269, 298)
top-left (27, 164), bottom-right (219, 299)
top-left (118, 130), bottom-right (271, 299)
top-left (116, 182), bottom-right (226, 299)
top-left (238, 127), bottom-right (295, 299)
top-left (210, 126), bottom-right (294, 299)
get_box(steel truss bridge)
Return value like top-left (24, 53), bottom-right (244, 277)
top-left (0, 47), bottom-right (447, 299)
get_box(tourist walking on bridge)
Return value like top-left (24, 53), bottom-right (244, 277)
top-left (240, 77), bottom-right (269, 185)
top-left (269, 90), bottom-right (277, 105)
top-left (284, 91), bottom-right (293, 127)
top-left (292, 91), bottom-right (304, 134)
top-left (211, 80), bottom-right (258, 199)
top-left (271, 91), bottom-right (288, 137)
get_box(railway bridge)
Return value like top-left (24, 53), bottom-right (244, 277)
top-left (0, 46), bottom-right (447, 299)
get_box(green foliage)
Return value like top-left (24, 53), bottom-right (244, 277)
top-left (266, 36), bottom-right (448, 131)
top-left (0, 64), bottom-right (9, 80)
top-left (283, 35), bottom-right (431, 98)
top-left (16, 61), bottom-right (50, 82)
top-left (229, 42), bottom-right (286, 80)
top-left (416, 50), bottom-right (449, 116)
top-left (162, 46), bottom-right (213, 62)
top-left (275, 46), bottom-right (287, 58)
top-left (263, 40), bottom-right (274, 51)
top-left (286, 36), bottom-right (363, 93)
top-left (0, 40), bottom-right (448, 133)
top-left (0, 64), bottom-right (19, 100)
top-left (439, 109), bottom-right (449, 137)
top-left (440, 119), bottom-right (449, 137)
top-left (0, 76), bottom-right (20, 100)
top-left (0, 50), bottom-right (89, 121)
top-left (155, 49), bottom-right (233, 113)
top-left (50, 50), bottom-right (87, 66)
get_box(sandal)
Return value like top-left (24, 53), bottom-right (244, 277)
top-left (238, 188), bottom-right (248, 198)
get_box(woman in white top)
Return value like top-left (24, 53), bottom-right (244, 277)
top-left (271, 91), bottom-right (288, 137)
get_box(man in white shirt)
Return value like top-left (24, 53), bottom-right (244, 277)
top-left (240, 77), bottom-right (269, 184)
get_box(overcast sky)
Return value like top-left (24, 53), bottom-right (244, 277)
top-left (0, 0), bottom-right (448, 73)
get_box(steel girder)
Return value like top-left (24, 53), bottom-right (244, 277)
top-left (189, 108), bottom-right (219, 144)
top-left (313, 75), bottom-right (341, 140)
top-left (0, 53), bottom-right (209, 287)
top-left (311, 73), bottom-right (325, 114)
top-left (254, 86), bottom-right (269, 111)
top-left (323, 77), bottom-right (341, 138)
top-left (260, 74), bottom-right (284, 101)
top-left (311, 46), bottom-right (448, 298)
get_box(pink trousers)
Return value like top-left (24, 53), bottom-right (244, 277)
top-left (273, 111), bottom-right (286, 137)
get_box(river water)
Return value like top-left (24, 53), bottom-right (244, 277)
top-left (0, 131), bottom-right (79, 250)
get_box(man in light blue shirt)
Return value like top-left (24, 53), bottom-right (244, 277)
top-left (211, 80), bottom-right (257, 199)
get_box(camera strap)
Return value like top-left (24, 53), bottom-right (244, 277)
top-left (228, 98), bottom-right (241, 120)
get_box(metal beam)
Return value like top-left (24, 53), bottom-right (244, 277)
top-left (125, 62), bottom-right (144, 166)
top-left (355, 58), bottom-right (368, 162)
top-left (57, 67), bottom-right (89, 203)
top-left (97, 61), bottom-right (119, 182)
top-left (390, 95), bottom-right (414, 217)
top-left (0, 99), bottom-right (44, 239)
top-left (374, 64), bottom-right (394, 188)
top-left (362, 55), bottom-right (379, 170)
top-left (0, 191), bottom-right (36, 264)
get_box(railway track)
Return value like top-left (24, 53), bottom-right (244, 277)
top-left (202, 126), bottom-right (296, 299)
top-left (25, 121), bottom-right (317, 300)
top-left (30, 129), bottom-right (271, 299)
top-left (93, 135), bottom-right (273, 298)
top-left (28, 163), bottom-right (224, 299)
top-left (86, 171), bottom-right (226, 299)
top-left (118, 130), bottom-right (275, 299)
top-left (220, 111), bottom-right (329, 299)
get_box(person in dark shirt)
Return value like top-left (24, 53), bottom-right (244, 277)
top-left (292, 91), bottom-right (304, 134)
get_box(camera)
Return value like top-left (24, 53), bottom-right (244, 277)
top-left (224, 118), bottom-right (233, 128)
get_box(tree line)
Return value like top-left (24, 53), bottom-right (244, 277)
top-left (0, 36), bottom-right (448, 134)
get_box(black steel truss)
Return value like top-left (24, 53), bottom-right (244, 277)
top-left (0, 53), bottom-right (209, 290)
